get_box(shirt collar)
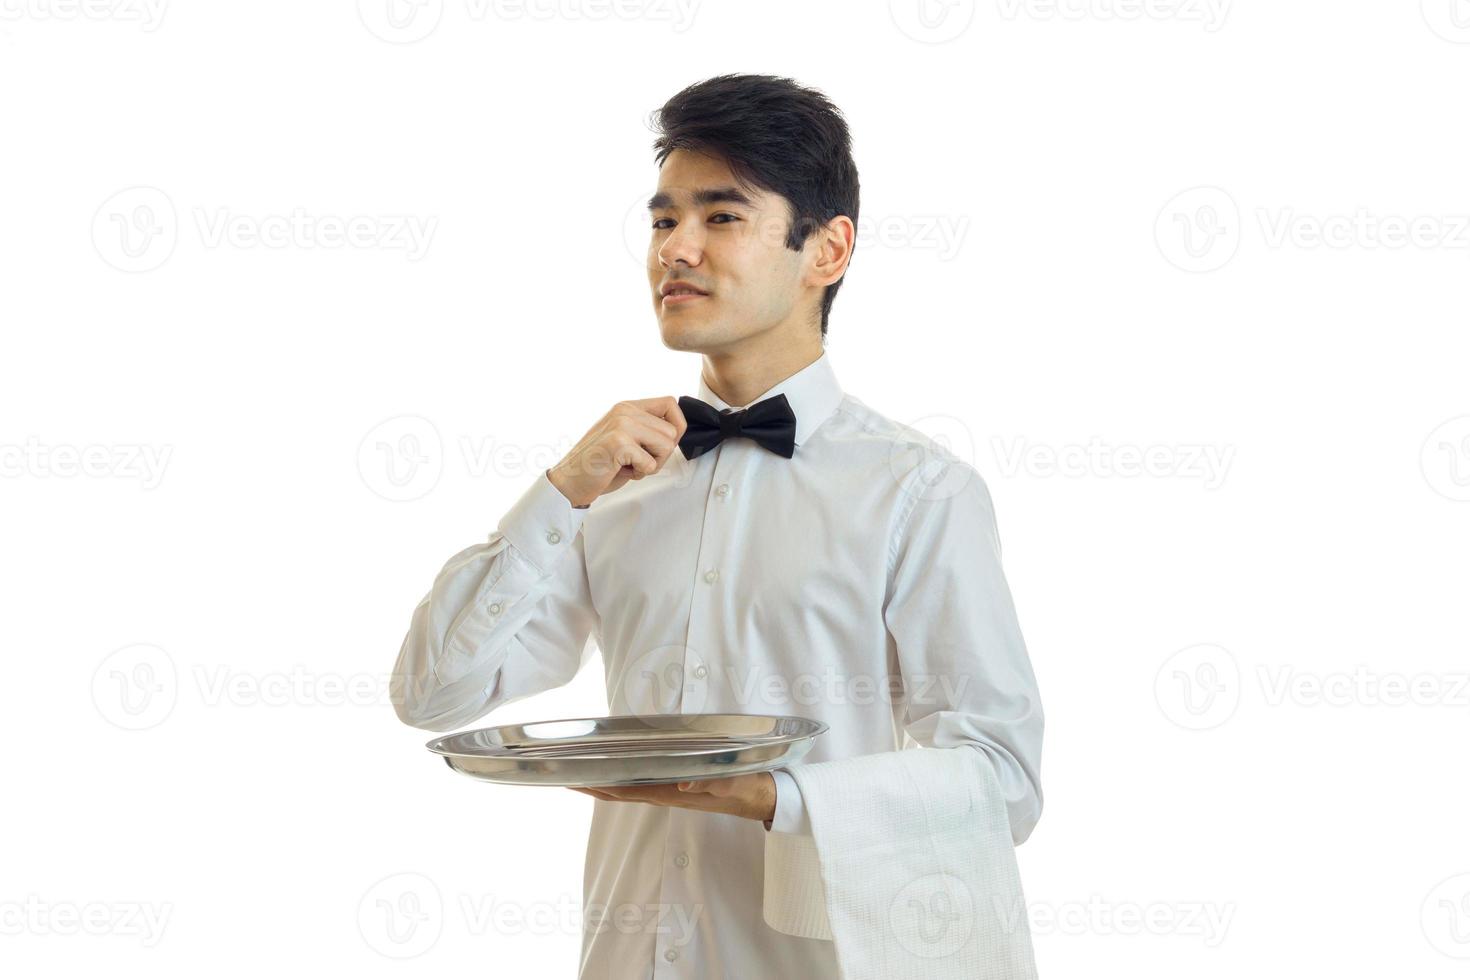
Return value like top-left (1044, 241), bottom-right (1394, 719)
top-left (694, 350), bottom-right (844, 448)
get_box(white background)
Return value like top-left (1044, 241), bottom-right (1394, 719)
top-left (3, 0), bottom-right (1469, 975)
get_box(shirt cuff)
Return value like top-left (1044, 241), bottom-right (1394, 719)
top-left (495, 469), bottom-right (589, 575)
top-left (765, 768), bottom-right (811, 835)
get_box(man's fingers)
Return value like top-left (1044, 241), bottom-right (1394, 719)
top-left (601, 419), bottom-right (682, 480)
top-left (621, 417), bottom-right (681, 468)
top-left (626, 396), bottom-right (688, 442)
top-left (609, 438), bottom-right (659, 478)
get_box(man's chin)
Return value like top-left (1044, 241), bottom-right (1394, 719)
top-left (658, 319), bottom-right (720, 352)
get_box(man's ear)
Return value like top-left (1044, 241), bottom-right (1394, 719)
top-left (809, 214), bottom-right (855, 289)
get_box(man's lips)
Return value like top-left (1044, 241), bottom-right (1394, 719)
top-left (662, 287), bottom-right (708, 305)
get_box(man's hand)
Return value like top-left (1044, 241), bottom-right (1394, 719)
top-left (547, 397), bottom-right (688, 509)
top-left (567, 771), bottom-right (777, 823)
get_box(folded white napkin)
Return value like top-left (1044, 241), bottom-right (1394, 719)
top-left (763, 746), bottom-right (1037, 979)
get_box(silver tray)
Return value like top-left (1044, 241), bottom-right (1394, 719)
top-left (425, 712), bottom-right (827, 787)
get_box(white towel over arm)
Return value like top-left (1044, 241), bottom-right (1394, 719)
top-left (762, 458), bottom-right (1044, 978)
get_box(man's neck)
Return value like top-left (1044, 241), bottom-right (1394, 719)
top-left (700, 338), bottom-right (824, 409)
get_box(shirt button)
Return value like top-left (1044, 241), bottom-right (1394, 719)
top-left (692, 664), bottom-right (707, 679)
top-left (674, 852), bottom-right (689, 867)
top-left (488, 602), bottom-right (502, 615)
top-left (664, 948), bottom-right (678, 962)
top-left (546, 529), bottom-right (562, 545)
top-left (703, 568), bottom-right (718, 584)
top-left (715, 483), bottom-right (730, 497)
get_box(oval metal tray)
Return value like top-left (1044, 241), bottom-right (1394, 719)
top-left (425, 712), bottom-right (827, 787)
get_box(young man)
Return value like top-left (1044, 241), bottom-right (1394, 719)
top-left (392, 73), bottom-right (1043, 978)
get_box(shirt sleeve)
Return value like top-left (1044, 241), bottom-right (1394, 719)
top-left (764, 768), bottom-right (811, 834)
top-left (882, 457), bottom-right (1044, 844)
top-left (390, 469), bottom-right (601, 731)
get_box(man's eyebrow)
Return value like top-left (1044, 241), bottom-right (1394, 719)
top-left (647, 186), bottom-right (756, 212)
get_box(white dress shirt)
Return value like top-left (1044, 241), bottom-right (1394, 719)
top-left (391, 350), bottom-right (1043, 979)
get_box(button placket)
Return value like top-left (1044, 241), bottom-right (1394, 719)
top-left (656, 808), bottom-right (696, 974)
top-left (660, 446), bottom-right (744, 977)
top-left (680, 444), bottom-right (737, 714)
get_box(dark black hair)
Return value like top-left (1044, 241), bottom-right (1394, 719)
top-left (649, 73), bottom-right (860, 340)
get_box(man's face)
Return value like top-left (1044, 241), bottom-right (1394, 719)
top-left (647, 149), bottom-right (814, 353)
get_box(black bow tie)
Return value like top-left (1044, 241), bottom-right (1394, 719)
top-left (677, 393), bottom-right (797, 461)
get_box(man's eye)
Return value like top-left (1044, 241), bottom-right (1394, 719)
top-left (651, 214), bottom-right (739, 231)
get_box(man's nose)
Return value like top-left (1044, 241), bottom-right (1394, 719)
top-left (656, 223), bottom-right (704, 269)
